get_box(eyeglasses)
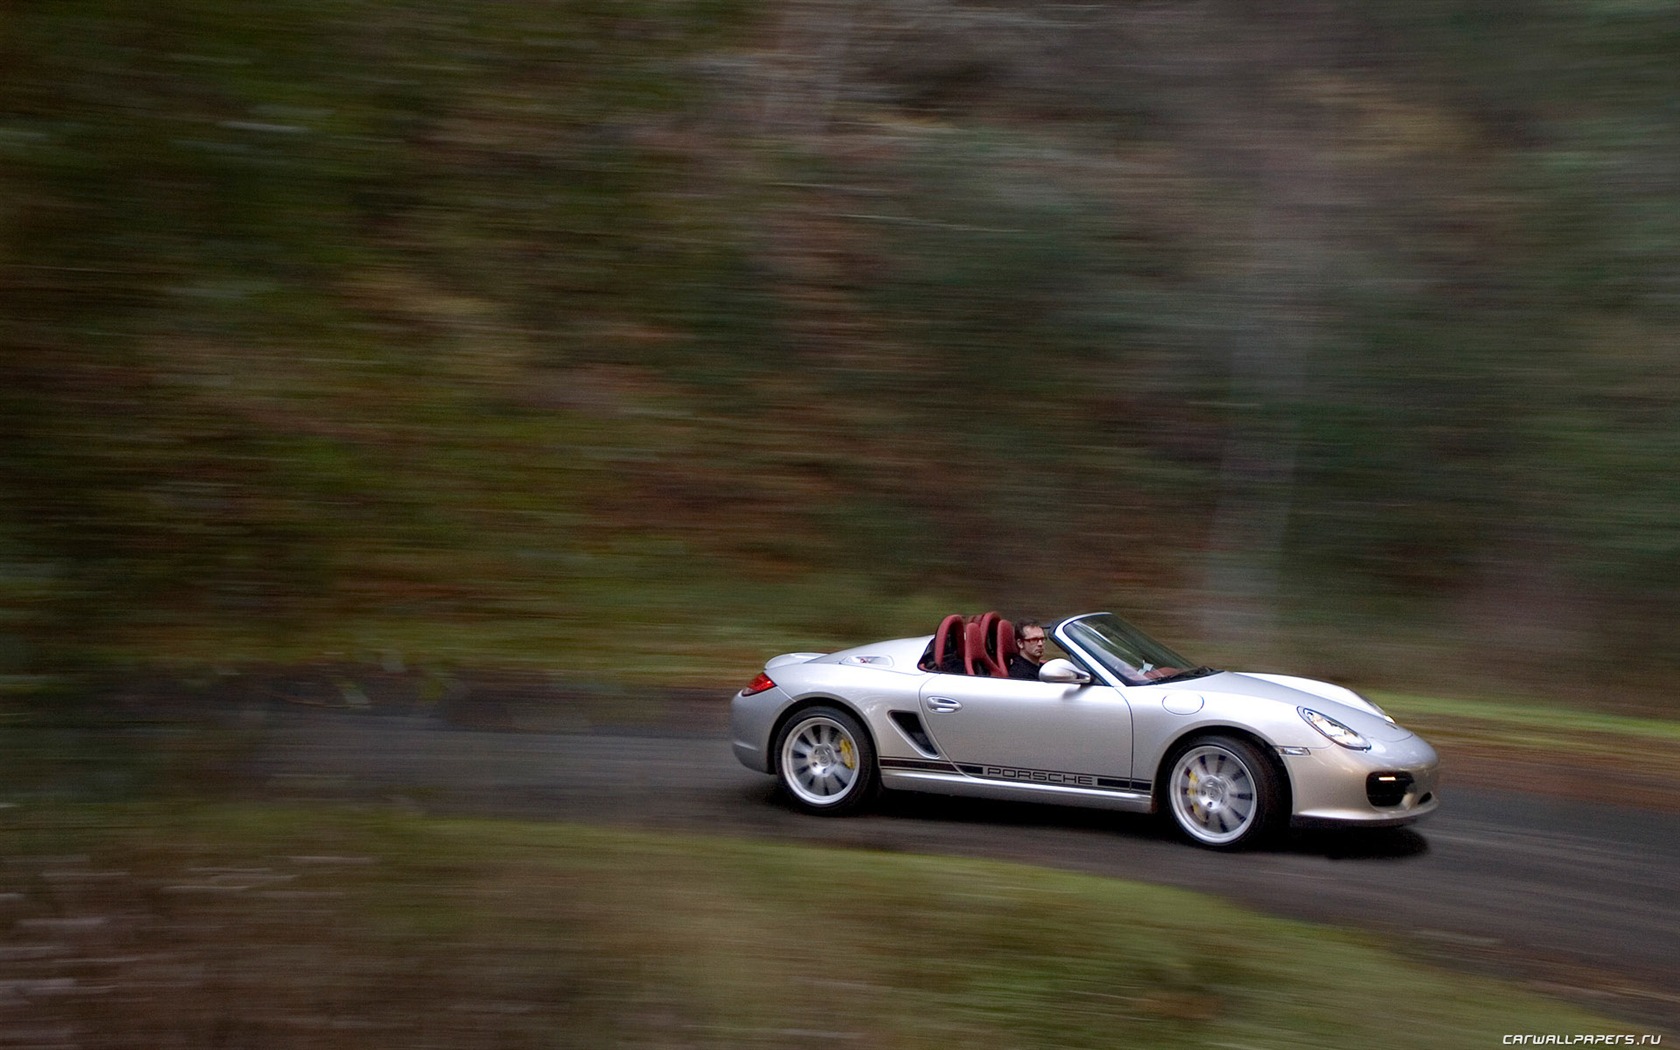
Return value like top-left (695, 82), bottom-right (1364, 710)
top-left (1019, 635), bottom-right (1046, 645)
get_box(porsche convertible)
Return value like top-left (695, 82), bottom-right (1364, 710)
top-left (729, 611), bottom-right (1440, 849)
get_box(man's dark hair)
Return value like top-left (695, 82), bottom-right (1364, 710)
top-left (1016, 619), bottom-right (1043, 636)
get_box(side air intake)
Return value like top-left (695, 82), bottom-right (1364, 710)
top-left (889, 711), bottom-right (940, 757)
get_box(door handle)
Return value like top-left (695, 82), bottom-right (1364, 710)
top-left (927, 697), bottom-right (963, 713)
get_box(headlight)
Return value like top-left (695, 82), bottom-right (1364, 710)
top-left (1299, 707), bottom-right (1370, 750)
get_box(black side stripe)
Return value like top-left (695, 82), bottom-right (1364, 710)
top-left (881, 757), bottom-right (1149, 794)
top-left (879, 757), bottom-right (963, 775)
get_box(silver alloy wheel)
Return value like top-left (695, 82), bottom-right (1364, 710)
top-left (780, 714), bottom-right (862, 807)
top-left (1169, 742), bottom-right (1261, 847)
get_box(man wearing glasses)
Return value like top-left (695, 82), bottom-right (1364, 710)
top-left (1008, 620), bottom-right (1047, 680)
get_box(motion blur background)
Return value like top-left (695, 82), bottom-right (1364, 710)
top-left (4, 0), bottom-right (1677, 706)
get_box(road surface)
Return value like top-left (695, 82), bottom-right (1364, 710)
top-left (250, 706), bottom-right (1680, 1034)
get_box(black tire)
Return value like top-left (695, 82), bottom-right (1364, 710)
top-left (1161, 734), bottom-right (1283, 850)
top-left (774, 705), bottom-right (879, 815)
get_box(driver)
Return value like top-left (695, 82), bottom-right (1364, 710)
top-left (1008, 620), bottom-right (1047, 680)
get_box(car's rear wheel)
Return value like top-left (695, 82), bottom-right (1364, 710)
top-left (775, 706), bottom-right (878, 815)
top-left (1163, 735), bottom-right (1281, 850)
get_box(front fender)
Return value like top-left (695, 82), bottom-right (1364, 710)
top-left (1135, 688), bottom-right (1324, 765)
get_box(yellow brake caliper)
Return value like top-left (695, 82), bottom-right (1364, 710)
top-left (1186, 770), bottom-right (1203, 819)
top-left (839, 737), bottom-right (857, 770)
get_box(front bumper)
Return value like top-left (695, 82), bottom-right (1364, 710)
top-left (1283, 732), bottom-right (1441, 827)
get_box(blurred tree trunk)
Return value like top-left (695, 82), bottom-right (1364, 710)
top-left (759, 0), bottom-right (856, 139)
top-left (1201, 190), bottom-right (1315, 643)
top-left (1189, 3), bottom-right (1340, 646)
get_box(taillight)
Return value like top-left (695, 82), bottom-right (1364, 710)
top-left (741, 672), bottom-right (776, 696)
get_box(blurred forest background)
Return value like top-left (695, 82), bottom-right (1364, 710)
top-left (3, 0), bottom-right (1677, 707)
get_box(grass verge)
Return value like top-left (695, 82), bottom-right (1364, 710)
top-left (1375, 690), bottom-right (1680, 809)
top-left (0, 803), bottom-right (1644, 1049)
top-left (1376, 690), bottom-right (1680, 747)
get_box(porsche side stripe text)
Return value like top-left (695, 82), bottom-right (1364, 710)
top-left (881, 757), bottom-right (1148, 793)
top-left (958, 763), bottom-right (1151, 793)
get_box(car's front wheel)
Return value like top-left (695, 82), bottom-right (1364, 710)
top-left (1163, 735), bottom-right (1282, 849)
top-left (775, 706), bottom-right (878, 815)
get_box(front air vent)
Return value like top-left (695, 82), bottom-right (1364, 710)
top-left (889, 711), bottom-right (940, 757)
top-left (1366, 772), bottom-right (1414, 808)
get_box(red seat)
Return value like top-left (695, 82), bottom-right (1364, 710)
top-left (963, 619), bottom-right (992, 676)
top-left (923, 614), bottom-right (964, 673)
top-left (973, 611), bottom-right (999, 671)
top-left (994, 619), bottom-right (1019, 675)
top-left (974, 611), bottom-right (1011, 676)
top-left (922, 612), bottom-right (1017, 677)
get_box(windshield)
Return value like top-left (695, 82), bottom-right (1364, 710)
top-left (1057, 613), bottom-right (1216, 687)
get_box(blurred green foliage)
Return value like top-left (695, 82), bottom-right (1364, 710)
top-left (2, 1), bottom-right (1677, 698)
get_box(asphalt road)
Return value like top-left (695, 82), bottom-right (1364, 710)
top-left (252, 708), bottom-right (1680, 1035)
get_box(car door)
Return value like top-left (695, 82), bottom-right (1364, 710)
top-left (918, 673), bottom-right (1134, 784)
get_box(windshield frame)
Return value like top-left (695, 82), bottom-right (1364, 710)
top-left (1054, 612), bottom-right (1215, 688)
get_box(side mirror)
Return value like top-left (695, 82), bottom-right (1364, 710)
top-left (1038, 658), bottom-right (1092, 685)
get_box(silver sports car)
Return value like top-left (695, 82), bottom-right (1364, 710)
top-left (730, 611), bottom-right (1440, 849)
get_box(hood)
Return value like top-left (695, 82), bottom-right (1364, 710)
top-left (1195, 671), bottom-right (1415, 743)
